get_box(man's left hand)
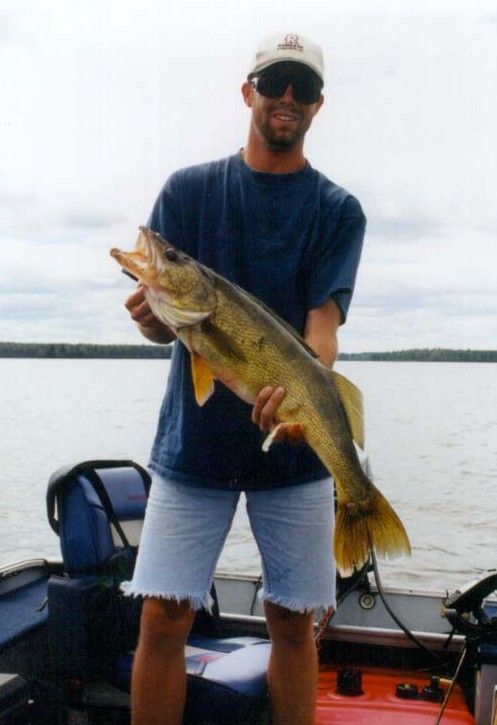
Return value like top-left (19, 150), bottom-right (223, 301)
top-left (252, 386), bottom-right (305, 445)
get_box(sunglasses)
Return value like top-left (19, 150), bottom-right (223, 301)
top-left (251, 64), bottom-right (323, 105)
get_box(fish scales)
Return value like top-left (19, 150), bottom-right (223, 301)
top-left (110, 228), bottom-right (411, 574)
top-left (192, 277), bottom-right (370, 500)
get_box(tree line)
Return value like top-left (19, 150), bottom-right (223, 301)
top-left (0, 342), bottom-right (172, 359)
top-left (0, 343), bottom-right (495, 362)
top-left (340, 348), bottom-right (496, 362)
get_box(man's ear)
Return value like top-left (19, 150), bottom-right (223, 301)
top-left (241, 81), bottom-right (254, 108)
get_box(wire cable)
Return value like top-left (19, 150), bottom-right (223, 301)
top-left (370, 548), bottom-right (442, 664)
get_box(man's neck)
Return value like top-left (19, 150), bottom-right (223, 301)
top-left (241, 139), bottom-right (306, 174)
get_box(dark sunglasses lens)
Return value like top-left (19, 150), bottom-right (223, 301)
top-left (255, 71), bottom-right (321, 104)
top-left (255, 75), bottom-right (285, 98)
top-left (293, 76), bottom-right (321, 104)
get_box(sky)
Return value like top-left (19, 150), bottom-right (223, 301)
top-left (1, 0), bottom-right (496, 352)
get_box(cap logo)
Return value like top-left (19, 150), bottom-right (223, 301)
top-left (277, 34), bottom-right (304, 53)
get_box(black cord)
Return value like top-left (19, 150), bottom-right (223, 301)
top-left (443, 626), bottom-right (456, 651)
top-left (370, 548), bottom-right (442, 664)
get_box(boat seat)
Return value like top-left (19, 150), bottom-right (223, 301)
top-left (46, 459), bottom-right (151, 577)
top-left (116, 636), bottom-right (271, 723)
top-left (46, 460), bottom-right (271, 722)
top-left (0, 577), bottom-right (48, 650)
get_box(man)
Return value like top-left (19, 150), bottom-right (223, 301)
top-left (123, 32), bottom-right (366, 725)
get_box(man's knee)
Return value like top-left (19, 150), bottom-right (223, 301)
top-left (138, 597), bottom-right (195, 653)
top-left (264, 601), bottom-right (315, 648)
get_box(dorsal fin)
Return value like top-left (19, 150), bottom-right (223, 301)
top-left (331, 370), bottom-right (365, 449)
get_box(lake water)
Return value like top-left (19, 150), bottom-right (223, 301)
top-left (1, 358), bottom-right (496, 593)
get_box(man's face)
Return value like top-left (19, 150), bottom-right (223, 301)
top-left (242, 63), bottom-right (324, 151)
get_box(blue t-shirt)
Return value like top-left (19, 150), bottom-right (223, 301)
top-left (147, 153), bottom-right (366, 490)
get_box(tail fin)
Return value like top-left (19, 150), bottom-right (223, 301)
top-left (334, 482), bottom-right (411, 576)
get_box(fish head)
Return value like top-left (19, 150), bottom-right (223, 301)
top-left (110, 227), bottom-right (217, 329)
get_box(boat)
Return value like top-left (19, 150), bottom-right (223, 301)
top-left (1, 458), bottom-right (496, 724)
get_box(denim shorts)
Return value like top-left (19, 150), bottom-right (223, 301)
top-left (121, 473), bottom-right (336, 613)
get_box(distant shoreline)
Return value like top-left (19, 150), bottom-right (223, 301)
top-left (340, 349), bottom-right (496, 363)
top-left (0, 342), bottom-right (495, 362)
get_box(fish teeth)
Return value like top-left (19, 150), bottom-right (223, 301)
top-left (149, 234), bottom-right (165, 272)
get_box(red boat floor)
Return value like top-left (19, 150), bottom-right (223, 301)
top-left (315, 666), bottom-right (475, 723)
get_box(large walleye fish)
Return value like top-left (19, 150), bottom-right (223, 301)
top-left (110, 227), bottom-right (410, 574)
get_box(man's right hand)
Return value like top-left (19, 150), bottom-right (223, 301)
top-left (125, 285), bottom-right (175, 344)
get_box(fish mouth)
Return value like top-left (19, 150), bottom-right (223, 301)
top-left (110, 247), bottom-right (153, 284)
top-left (110, 228), bottom-right (216, 330)
top-left (110, 227), bottom-right (170, 282)
top-left (110, 226), bottom-right (179, 287)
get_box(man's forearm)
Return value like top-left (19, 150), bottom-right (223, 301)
top-left (304, 299), bottom-right (341, 368)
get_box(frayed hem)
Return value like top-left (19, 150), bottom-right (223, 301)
top-left (120, 581), bottom-right (213, 612)
top-left (259, 591), bottom-right (336, 614)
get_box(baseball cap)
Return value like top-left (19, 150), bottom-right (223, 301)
top-left (248, 33), bottom-right (324, 84)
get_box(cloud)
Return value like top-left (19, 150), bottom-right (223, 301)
top-left (0, 0), bottom-right (496, 349)
top-left (0, 2), bottom-right (25, 45)
top-left (366, 215), bottom-right (443, 242)
top-left (338, 223), bottom-right (496, 351)
top-left (59, 208), bottom-right (124, 231)
top-left (480, 13), bottom-right (497, 24)
top-left (0, 282), bottom-right (140, 344)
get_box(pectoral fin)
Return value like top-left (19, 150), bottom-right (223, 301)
top-left (331, 371), bottom-right (365, 449)
top-left (190, 353), bottom-right (215, 406)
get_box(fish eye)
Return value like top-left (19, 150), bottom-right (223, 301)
top-left (165, 248), bottom-right (179, 262)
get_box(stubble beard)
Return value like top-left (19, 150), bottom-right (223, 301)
top-left (256, 104), bottom-right (312, 152)
top-left (260, 119), bottom-right (307, 152)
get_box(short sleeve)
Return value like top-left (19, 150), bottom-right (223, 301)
top-left (305, 195), bottom-right (366, 324)
top-left (146, 173), bottom-right (185, 249)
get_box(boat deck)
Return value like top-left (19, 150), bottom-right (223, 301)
top-left (315, 666), bottom-right (473, 723)
top-left (0, 559), bottom-right (489, 723)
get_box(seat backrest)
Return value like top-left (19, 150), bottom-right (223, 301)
top-left (46, 459), bottom-right (226, 688)
top-left (46, 460), bottom-right (150, 576)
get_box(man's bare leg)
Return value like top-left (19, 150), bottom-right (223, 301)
top-left (131, 597), bottom-right (195, 725)
top-left (264, 601), bottom-right (318, 725)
